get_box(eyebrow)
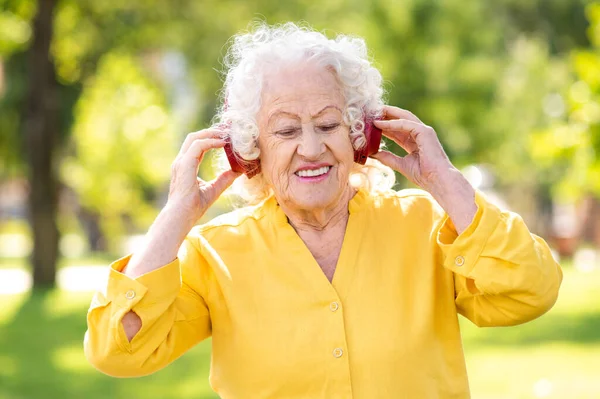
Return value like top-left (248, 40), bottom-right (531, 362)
top-left (268, 105), bottom-right (342, 123)
top-left (311, 105), bottom-right (342, 118)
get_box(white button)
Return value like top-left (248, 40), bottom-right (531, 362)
top-left (454, 256), bottom-right (465, 267)
top-left (329, 302), bottom-right (339, 312)
top-left (125, 290), bottom-right (136, 300)
top-left (333, 348), bottom-right (343, 358)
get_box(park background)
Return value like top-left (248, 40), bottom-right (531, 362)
top-left (1, 0), bottom-right (599, 398)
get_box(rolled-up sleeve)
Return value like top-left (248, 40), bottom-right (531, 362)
top-left (84, 236), bottom-right (212, 377)
top-left (437, 191), bottom-right (563, 327)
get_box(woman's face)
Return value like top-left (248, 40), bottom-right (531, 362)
top-left (257, 62), bottom-right (355, 212)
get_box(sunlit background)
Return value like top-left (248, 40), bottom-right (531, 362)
top-left (1, 0), bottom-right (599, 398)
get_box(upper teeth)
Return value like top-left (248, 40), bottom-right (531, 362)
top-left (296, 166), bottom-right (330, 177)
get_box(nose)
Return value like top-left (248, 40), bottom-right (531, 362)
top-left (297, 124), bottom-right (325, 159)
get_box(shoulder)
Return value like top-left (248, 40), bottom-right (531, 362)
top-left (368, 188), bottom-right (444, 215)
top-left (187, 199), bottom-right (272, 243)
top-left (361, 188), bottom-right (447, 231)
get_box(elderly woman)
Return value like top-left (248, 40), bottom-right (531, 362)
top-left (84, 23), bottom-right (562, 398)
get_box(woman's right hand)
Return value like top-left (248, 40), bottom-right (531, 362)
top-left (167, 128), bottom-right (241, 228)
top-left (121, 128), bottom-right (239, 280)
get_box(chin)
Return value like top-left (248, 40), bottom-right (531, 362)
top-left (288, 186), bottom-right (345, 210)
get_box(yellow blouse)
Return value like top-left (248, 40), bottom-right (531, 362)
top-left (84, 189), bottom-right (562, 398)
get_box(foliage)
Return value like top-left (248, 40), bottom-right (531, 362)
top-left (0, 0), bottom-right (35, 176)
top-left (530, 2), bottom-right (600, 203)
top-left (0, 0), bottom-right (595, 243)
top-left (61, 52), bottom-right (175, 247)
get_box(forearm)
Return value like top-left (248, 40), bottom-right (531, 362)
top-left (453, 227), bottom-right (562, 326)
top-left (435, 188), bottom-right (563, 326)
top-left (85, 271), bottom-right (212, 377)
top-left (123, 203), bottom-right (194, 279)
top-left (119, 204), bottom-right (196, 340)
top-left (122, 311), bottom-right (143, 341)
top-left (428, 167), bottom-right (477, 234)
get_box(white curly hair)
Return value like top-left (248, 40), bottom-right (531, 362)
top-left (214, 22), bottom-right (395, 204)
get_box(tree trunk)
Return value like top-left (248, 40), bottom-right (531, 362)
top-left (23, 0), bottom-right (60, 288)
top-left (79, 209), bottom-right (108, 252)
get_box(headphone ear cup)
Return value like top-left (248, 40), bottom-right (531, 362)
top-left (354, 117), bottom-right (383, 165)
top-left (244, 159), bottom-right (261, 178)
top-left (221, 113), bottom-right (262, 178)
top-left (224, 136), bottom-right (262, 178)
top-left (224, 137), bottom-right (245, 174)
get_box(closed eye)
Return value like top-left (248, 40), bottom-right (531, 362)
top-left (318, 123), bottom-right (340, 132)
top-left (275, 128), bottom-right (300, 137)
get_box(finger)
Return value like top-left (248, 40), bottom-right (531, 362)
top-left (390, 130), bottom-right (418, 154)
top-left (182, 138), bottom-right (226, 168)
top-left (371, 151), bottom-right (411, 179)
top-left (179, 129), bottom-right (223, 156)
top-left (382, 105), bottom-right (423, 123)
top-left (373, 120), bottom-right (418, 153)
top-left (373, 119), bottom-right (437, 151)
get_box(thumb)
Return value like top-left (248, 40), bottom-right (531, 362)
top-left (371, 151), bottom-right (411, 179)
top-left (207, 170), bottom-right (242, 198)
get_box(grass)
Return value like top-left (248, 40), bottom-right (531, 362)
top-left (461, 264), bottom-right (600, 399)
top-left (0, 289), bottom-right (216, 399)
top-left (0, 262), bottom-right (599, 399)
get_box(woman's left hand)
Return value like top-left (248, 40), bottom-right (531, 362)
top-left (371, 105), bottom-right (455, 193)
top-left (372, 105), bottom-right (477, 233)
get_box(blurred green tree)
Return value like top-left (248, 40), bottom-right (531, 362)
top-left (530, 2), bottom-right (600, 203)
top-left (20, 0), bottom-right (61, 287)
top-left (0, 0), bottom-right (593, 285)
top-left (62, 51), bottom-right (175, 250)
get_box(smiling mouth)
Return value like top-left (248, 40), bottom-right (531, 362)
top-left (295, 166), bottom-right (332, 177)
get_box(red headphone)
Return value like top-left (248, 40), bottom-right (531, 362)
top-left (223, 116), bottom-right (382, 178)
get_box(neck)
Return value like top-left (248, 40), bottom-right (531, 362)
top-left (277, 187), bottom-right (355, 233)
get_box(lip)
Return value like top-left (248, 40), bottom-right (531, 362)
top-left (293, 165), bottom-right (333, 183)
top-left (294, 163), bottom-right (332, 173)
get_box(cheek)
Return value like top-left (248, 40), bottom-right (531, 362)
top-left (260, 138), bottom-right (295, 184)
top-left (330, 133), bottom-right (355, 172)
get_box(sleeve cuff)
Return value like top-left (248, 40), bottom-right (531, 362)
top-left (105, 254), bottom-right (182, 312)
top-left (437, 190), bottom-right (502, 277)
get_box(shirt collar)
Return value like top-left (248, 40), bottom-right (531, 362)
top-left (266, 187), bottom-right (368, 226)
